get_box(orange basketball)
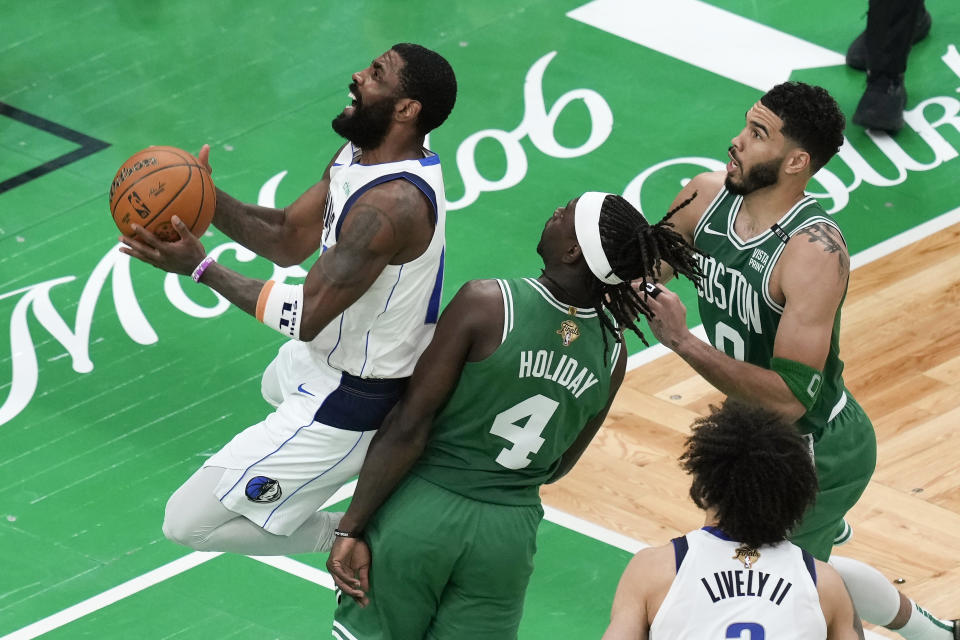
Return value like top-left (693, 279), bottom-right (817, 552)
top-left (109, 146), bottom-right (216, 241)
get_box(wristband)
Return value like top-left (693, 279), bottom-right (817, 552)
top-left (191, 256), bottom-right (215, 282)
top-left (770, 357), bottom-right (823, 413)
top-left (255, 280), bottom-right (304, 340)
top-left (334, 528), bottom-right (363, 539)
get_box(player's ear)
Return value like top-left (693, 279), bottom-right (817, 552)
top-left (784, 148), bottom-right (811, 176)
top-left (395, 98), bottom-right (421, 124)
top-left (564, 243), bottom-right (583, 265)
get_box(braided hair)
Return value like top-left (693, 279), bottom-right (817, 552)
top-left (589, 194), bottom-right (703, 349)
top-left (680, 401), bottom-right (819, 548)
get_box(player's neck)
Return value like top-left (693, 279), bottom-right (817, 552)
top-left (702, 508), bottom-right (720, 528)
top-left (539, 271), bottom-right (592, 309)
top-left (357, 135), bottom-right (426, 165)
top-left (738, 183), bottom-right (807, 231)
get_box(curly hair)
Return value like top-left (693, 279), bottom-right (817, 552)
top-left (391, 43), bottom-right (458, 135)
top-left (587, 194), bottom-right (703, 349)
top-left (679, 401), bottom-right (819, 548)
top-left (760, 81), bottom-right (845, 174)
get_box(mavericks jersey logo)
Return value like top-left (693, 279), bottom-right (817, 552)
top-left (245, 476), bottom-right (282, 503)
top-left (556, 319), bottom-right (580, 346)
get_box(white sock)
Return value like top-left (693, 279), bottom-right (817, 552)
top-left (897, 601), bottom-right (955, 640)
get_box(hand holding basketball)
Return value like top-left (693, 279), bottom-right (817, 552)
top-left (118, 215), bottom-right (209, 278)
top-left (110, 146), bottom-right (216, 241)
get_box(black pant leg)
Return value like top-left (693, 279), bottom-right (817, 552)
top-left (865, 0), bottom-right (924, 75)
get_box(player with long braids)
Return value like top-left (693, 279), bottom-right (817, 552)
top-left (589, 192), bottom-right (702, 350)
top-left (324, 192), bottom-right (700, 640)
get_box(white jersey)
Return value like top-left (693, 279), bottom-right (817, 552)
top-left (300, 142), bottom-right (447, 379)
top-left (651, 527), bottom-right (827, 640)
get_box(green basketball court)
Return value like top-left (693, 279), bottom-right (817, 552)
top-left (2, 1), bottom-right (959, 637)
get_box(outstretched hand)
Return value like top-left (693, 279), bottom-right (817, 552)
top-left (118, 216), bottom-right (207, 276)
top-left (326, 537), bottom-right (371, 607)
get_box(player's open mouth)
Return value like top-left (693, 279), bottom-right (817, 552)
top-left (344, 89), bottom-right (360, 115)
top-left (727, 151), bottom-right (739, 173)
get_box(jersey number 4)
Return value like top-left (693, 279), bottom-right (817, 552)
top-left (489, 394), bottom-right (559, 469)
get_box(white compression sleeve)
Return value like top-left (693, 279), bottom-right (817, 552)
top-left (829, 555), bottom-right (901, 625)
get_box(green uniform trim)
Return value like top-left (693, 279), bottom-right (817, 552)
top-left (770, 357), bottom-right (823, 412)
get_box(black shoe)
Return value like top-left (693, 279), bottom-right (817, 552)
top-left (846, 9), bottom-right (933, 71)
top-left (952, 619), bottom-right (959, 640)
top-left (853, 73), bottom-right (907, 132)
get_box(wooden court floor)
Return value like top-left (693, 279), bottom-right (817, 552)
top-left (543, 220), bottom-right (960, 637)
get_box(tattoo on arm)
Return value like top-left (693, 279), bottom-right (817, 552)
top-left (214, 190), bottom-right (281, 238)
top-left (319, 203), bottom-right (398, 286)
top-left (211, 190), bottom-right (290, 262)
top-left (798, 223), bottom-right (850, 276)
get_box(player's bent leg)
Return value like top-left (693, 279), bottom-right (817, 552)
top-left (830, 556), bottom-right (902, 626)
top-left (209, 422), bottom-right (372, 540)
top-left (193, 506), bottom-right (341, 555)
top-left (170, 351), bottom-right (394, 556)
top-left (830, 557), bottom-right (956, 640)
top-left (212, 353), bottom-right (398, 542)
top-left (791, 394), bottom-right (877, 561)
top-left (164, 464), bottom-right (343, 555)
top-left (163, 465), bottom-right (239, 549)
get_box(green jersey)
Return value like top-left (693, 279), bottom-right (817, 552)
top-left (693, 188), bottom-right (850, 436)
top-left (412, 277), bottom-right (620, 506)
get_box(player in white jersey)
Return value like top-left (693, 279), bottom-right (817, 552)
top-left (119, 44), bottom-right (457, 555)
top-left (603, 402), bottom-right (863, 640)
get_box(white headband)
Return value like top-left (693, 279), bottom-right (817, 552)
top-left (574, 191), bottom-right (623, 285)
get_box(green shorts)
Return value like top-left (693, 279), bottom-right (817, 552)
top-left (333, 473), bottom-right (544, 640)
top-left (789, 392), bottom-right (877, 561)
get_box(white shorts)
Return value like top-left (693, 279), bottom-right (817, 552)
top-left (205, 340), bottom-right (408, 535)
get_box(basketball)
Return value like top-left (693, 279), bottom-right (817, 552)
top-left (109, 146), bottom-right (216, 241)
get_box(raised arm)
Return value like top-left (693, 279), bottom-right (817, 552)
top-left (118, 175), bottom-right (434, 342)
top-left (199, 144), bottom-right (337, 267)
top-left (644, 220), bottom-right (848, 422)
top-left (648, 171), bottom-right (722, 283)
top-left (325, 279), bottom-right (505, 600)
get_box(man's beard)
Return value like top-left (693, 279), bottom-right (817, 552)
top-left (331, 95), bottom-right (397, 150)
top-left (725, 155), bottom-right (782, 195)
